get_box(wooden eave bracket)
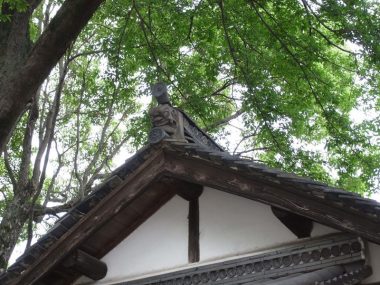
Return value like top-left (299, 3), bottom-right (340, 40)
top-left (62, 249), bottom-right (107, 280)
top-left (271, 206), bottom-right (314, 239)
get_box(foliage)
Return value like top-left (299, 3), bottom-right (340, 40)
top-left (0, 0), bottom-right (28, 22)
top-left (0, 0), bottom-right (379, 265)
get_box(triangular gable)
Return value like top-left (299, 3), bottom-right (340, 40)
top-left (2, 84), bottom-right (380, 285)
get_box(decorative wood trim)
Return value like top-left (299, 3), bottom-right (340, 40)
top-left (181, 115), bottom-right (223, 152)
top-left (163, 153), bottom-right (380, 245)
top-left (117, 233), bottom-right (365, 285)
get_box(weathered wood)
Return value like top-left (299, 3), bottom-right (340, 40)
top-left (169, 180), bottom-right (203, 263)
top-left (176, 181), bottom-right (203, 201)
top-left (62, 249), bottom-right (107, 280)
top-left (188, 198), bottom-right (200, 263)
top-left (271, 206), bottom-right (313, 238)
top-left (10, 149), bottom-right (166, 285)
top-left (40, 181), bottom-right (177, 285)
top-left (8, 144), bottom-right (380, 285)
top-left (163, 154), bottom-right (380, 245)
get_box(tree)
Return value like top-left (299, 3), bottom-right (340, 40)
top-left (0, 0), bottom-right (379, 270)
top-left (0, 0), bottom-right (105, 152)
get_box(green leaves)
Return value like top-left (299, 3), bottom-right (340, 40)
top-left (2, 0), bottom-right (380, 220)
top-left (77, 0), bottom-right (379, 194)
top-left (0, 0), bottom-right (28, 22)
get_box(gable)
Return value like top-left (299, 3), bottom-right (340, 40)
top-left (2, 88), bottom-right (380, 285)
top-left (76, 187), bottom-right (343, 285)
top-left (3, 141), bottom-right (380, 285)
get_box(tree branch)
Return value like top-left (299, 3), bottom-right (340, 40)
top-left (68, 49), bottom-right (108, 63)
top-left (41, 139), bottom-right (64, 210)
top-left (217, 0), bottom-right (283, 152)
top-left (17, 87), bottom-right (41, 193)
top-left (3, 150), bottom-right (17, 190)
top-left (204, 108), bottom-right (244, 131)
top-left (247, 0), bottom-right (343, 139)
top-left (232, 123), bottom-right (262, 155)
top-left (32, 57), bottom-right (68, 191)
top-left (33, 200), bottom-right (79, 217)
top-left (235, 147), bottom-right (271, 156)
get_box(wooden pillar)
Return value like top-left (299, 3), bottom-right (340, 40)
top-left (175, 181), bottom-right (203, 263)
top-left (188, 198), bottom-right (200, 263)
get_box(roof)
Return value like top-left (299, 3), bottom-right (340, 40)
top-left (1, 99), bottom-right (380, 285)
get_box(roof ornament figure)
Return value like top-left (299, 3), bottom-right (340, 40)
top-left (151, 82), bottom-right (170, 105)
top-left (148, 83), bottom-right (186, 144)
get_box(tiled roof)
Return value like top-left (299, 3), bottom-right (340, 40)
top-left (166, 142), bottom-right (380, 220)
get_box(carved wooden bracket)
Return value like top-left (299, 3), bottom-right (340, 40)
top-left (62, 249), bottom-right (107, 280)
top-left (271, 206), bottom-right (313, 238)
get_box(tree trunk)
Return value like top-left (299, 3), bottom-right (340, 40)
top-left (0, 0), bottom-right (105, 152)
top-left (0, 0), bottom-right (106, 269)
top-left (0, 191), bottom-right (32, 270)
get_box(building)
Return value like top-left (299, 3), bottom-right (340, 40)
top-left (1, 84), bottom-right (380, 285)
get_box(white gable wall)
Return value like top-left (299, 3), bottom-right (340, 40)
top-left (76, 195), bottom-right (189, 285)
top-left (76, 186), bottom-right (379, 285)
top-left (363, 241), bottom-right (380, 283)
top-left (199, 187), bottom-right (296, 261)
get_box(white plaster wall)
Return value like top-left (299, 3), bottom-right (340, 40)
top-left (363, 241), bottom-right (380, 284)
top-left (199, 187), bottom-right (297, 261)
top-left (76, 195), bottom-right (189, 285)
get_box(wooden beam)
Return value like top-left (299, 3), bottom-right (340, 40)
top-left (271, 206), bottom-right (313, 238)
top-left (163, 154), bottom-right (380, 245)
top-left (62, 249), bottom-right (107, 280)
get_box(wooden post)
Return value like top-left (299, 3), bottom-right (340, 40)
top-left (188, 198), bottom-right (200, 263)
top-left (174, 180), bottom-right (203, 263)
